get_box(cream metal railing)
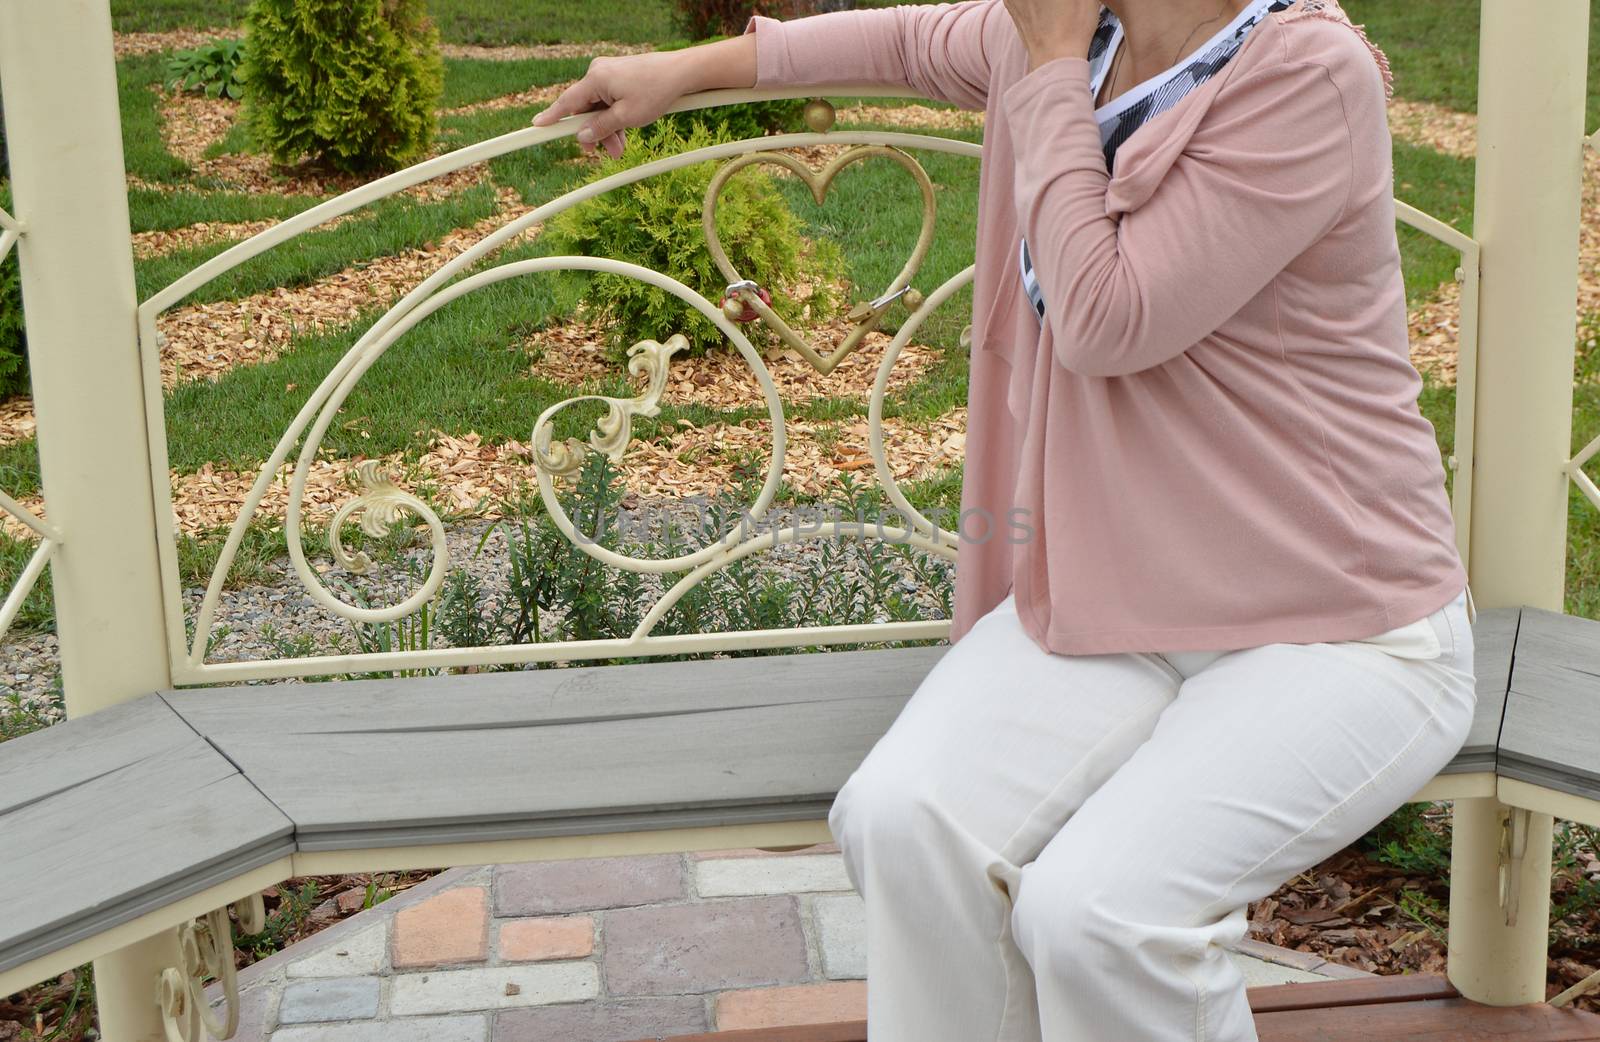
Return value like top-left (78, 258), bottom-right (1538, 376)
top-left (0, 203), bottom-right (60, 641)
top-left (142, 93), bottom-right (979, 685)
top-left (126, 92), bottom-right (1487, 687)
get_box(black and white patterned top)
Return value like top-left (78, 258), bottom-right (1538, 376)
top-left (1019, 0), bottom-right (1294, 326)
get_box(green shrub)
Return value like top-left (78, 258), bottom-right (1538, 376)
top-left (167, 38), bottom-right (249, 100)
top-left (543, 120), bottom-right (843, 357)
top-left (241, 0), bottom-right (444, 174)
top-left (0, 183), bottom-right (26, 397)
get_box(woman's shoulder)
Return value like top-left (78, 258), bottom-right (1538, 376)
top-left (1263, 0), bottom-right (1395, 103)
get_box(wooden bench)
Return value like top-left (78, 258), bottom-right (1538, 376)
top-left (4, 605), bottom-right (1600, 1039)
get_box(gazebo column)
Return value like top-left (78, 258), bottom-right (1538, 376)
top-left (0, 1), bottom-right (181, 1038)
top-left (1446, 0), bottom-right (1589, 1006)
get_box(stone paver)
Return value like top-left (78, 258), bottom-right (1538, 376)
top-left (603, 895), bottom-right (810, 996)
top-left (231, 851), bottom-right (1357, 1041)
top-left (812, 893), bottom-right (866, 979)
top-left (694, 853), bottom-right (853, 897)
top-left (494, 854), bottom-right (685, 916)
top-left (287, 922), bottom-right (388, 978)
top-left (390, 964), bottom-right (601, 1015)
top-left (492, 997), bottom-right (709, 1042)
top-left (277, 978), bottom-right (381, 1024)
top-left (393, 887), bottom-right (490, 969)
top-left (498, 916), bottom-right (594, 962)
top-left (272, 1015), bottom-right (489, 1042)
top-left (716, 981), bottom-right (869, 1030)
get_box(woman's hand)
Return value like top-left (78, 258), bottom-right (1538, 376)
top-left (1003, 0), bottom-right (1102, 72)
top-left (532, 36), bottom-right (758, 159)
top-left (532, 52), bottom-right (690, 158)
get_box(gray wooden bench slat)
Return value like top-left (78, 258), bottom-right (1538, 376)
top-left (1497, 607), bottom-right (1600, 798)
top-left (162, 645), bottom-right (948, 733)
top-left (0, 605), bottom-right (1565, 980)
top-left (0, 694), bottom-right (197, 812)
top-left (0, 696), bottom-right (294, 976)
top-left (1443, 606), bottom-right (1519, 774)
top-left (169, 647), bottom-right (945, 850)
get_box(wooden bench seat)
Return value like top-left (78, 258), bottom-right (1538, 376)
top-left (632, 975), bottom-right (1600, 1041)
top-left (0, 603), bottom-right (1594, 1014)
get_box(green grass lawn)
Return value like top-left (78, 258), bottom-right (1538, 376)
top-left (111, 0), bottom-right (681, 45)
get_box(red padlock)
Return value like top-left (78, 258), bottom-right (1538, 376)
top-left (721, 285), bottom-right (773, 323)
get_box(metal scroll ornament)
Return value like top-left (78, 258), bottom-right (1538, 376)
top-left (532, 334), bottom-right (688, 478)
top-left (328, 460), bottom-right (433, 575)
top-left (157, 894), bottom-right (266, 1042)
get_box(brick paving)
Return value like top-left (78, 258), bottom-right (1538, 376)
top-left (218, 842), bottom-right (1357, 1042)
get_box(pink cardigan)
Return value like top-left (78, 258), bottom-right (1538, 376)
top-left (745, 0), bottom-right (1468, 655)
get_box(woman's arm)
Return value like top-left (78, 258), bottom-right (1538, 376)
top-left (533, 3), bottom-right (1001, 157)
top-left (1008, 53), bottom-right (1358, 377)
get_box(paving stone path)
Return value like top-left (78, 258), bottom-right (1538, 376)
top-left (215, 843), bottom-right (1369, 1041)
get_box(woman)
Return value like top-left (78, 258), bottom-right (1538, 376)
top-left (535, 2), bottom-right (1477, 1039)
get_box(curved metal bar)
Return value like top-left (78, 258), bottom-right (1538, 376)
top-left (183, 256), bottom-right (777, 655)
top-left (703, 145), bottom-right (938, 374)
top-left (138, 94), bottom-right (972, 317)
top-left (183, 132), bottom-right (979, 663)
top-left (0, 538), bottom-right (53, 639)
top-left (868, 264), bottom-right (975, 543)
top-left (0, 489), bottom-right (61, 542)
top-left (0, 227), bottom-right (18, 266)
top-left (1396, 197), bottom-right (1481, 566)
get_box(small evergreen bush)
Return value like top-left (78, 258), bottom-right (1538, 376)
top-left (241, 0), bottom-right (444, 174)
top-left (543, 120), bottom-right (844, 357)
top-left (0, 183), bottom-right (27, 397)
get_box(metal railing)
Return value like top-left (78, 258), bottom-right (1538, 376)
top-left (106, 92), bottom-right (1485, 685)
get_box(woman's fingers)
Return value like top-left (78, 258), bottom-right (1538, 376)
top-left (532, 77), bottom-right (602, 127)
top-left (599, 131), bottom-right (627, 159)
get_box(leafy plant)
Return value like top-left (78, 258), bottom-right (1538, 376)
top-left (542, 120), bottom-right (844, 358)
top-left (241, 0), bottom-right (444, 173)
top-left (166, 38), bottom-right (249, 100)
top-left (1361, 801), bottom-right (1452, 877)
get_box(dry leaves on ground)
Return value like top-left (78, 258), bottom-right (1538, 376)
top-left (114, 27), bottom-right (236, 58)
top-left (525, 315), bottom-right (943, 409)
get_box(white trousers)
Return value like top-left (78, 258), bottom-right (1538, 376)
top-left (828, 587), bottom-right (1477, 1042)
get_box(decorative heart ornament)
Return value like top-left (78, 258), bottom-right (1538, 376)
top-left (701, 145), bottom-right (937, 375)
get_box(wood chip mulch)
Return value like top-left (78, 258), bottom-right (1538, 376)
top-left (1389, 98), bottom-right (1476, 160)
top-left (525, 314), bottom-right (942, 409)
top-left (443, 83), bottom-right (568, 118)
top-left (1, 403), bottom-right (967, 541)
top-left (113, 28), bottom-right (236, 58)
top-left (837, 103), bottom-right (984, 132)
top-left (133, 218), bottom-right (290, 259)
top-left (154, 88), bottom-right (491, 199)
top-left (438, 42), bottom-right (653, 61)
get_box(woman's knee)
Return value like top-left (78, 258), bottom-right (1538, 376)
top-left (1009, 852), bottom-right (1161, 976)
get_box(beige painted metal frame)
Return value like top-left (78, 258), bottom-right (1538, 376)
top-left (147, 119), bottom-right (978, 685)
top-left (0, 0), bottom-right (1592, 1033)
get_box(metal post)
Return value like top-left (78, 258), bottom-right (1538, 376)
top-left (1447, 0), bottom-right (1589, 1006)
top-left (0, 1), bottom-right (180, 1038)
